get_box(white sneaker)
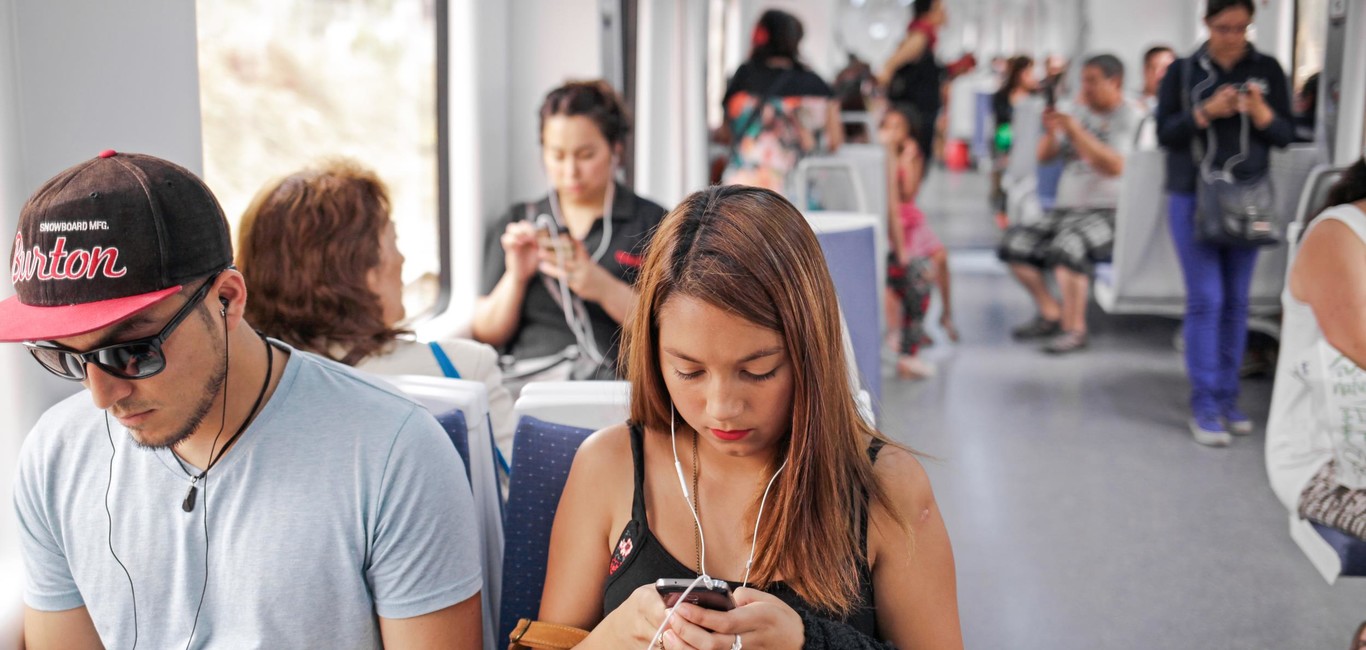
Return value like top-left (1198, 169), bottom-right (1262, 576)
top-left (896, 355), bottom-right (937, 380)
top-left (1190, 418), bottom-right (1232, 447)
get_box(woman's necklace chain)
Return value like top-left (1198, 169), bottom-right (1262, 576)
top-left (691, 429), bottom-right (701, 575)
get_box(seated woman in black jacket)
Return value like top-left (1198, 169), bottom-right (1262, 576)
top-left (537, 185), bottom-right (962, 649)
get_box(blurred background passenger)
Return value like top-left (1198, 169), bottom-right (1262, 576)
top-left (472, 80), bottom-right (666, 388)
top-left (999, 54), bottom-right (1138, 355)
top-left (237, 159), bottom-right (517, 461)
top-left (879, 0), bottom-right (947, 176)
top-left (990, 55), bottom-right (1038, 225)
top-left (1041, 54), bottom-right (1069, 99)
top-left (720, 9), bottom-right (842, 194)
top-left (1267, 158), bottom-right (1366, 547)
top-left (1294, 72), bottom-right (1320, 143)
top-left (881, 104), bottom-right (956, 381)
top-left (538, 185), bottom-right (962, 648)
top-left (1156, 0), bottom-right (1293, 446)
top-left (1135, 45), bottom-right (1176, 149)
top-left (833, 53), bottom-right (877, 144)
top-left (1139, 45), bottom-right (1176, 112)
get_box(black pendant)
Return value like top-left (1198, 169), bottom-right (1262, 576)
top-left (182, 484), bottom-right (198, 512)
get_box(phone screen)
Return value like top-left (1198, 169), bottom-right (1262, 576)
top-left (535, 224), bottom-right (571, 257)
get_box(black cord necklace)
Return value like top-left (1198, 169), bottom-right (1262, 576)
top-left (177, 337), bottom-right (273, 512)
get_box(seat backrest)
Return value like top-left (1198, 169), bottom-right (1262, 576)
top-left (839, 111), bottom-right (878, 143)
top-left (515, 381), bottom-right (631, 432)
top-left (499, 417), bottom-right (595, 642)
top-left (806, 214), bottom-right (882, 411)
top-left (1250, 144), bottom-right (1324, 311)
top-left (834, 143), bottom-right (890, 224)
top-left (1284, 164), bottom-right (1346, 279)
top-left (433, 408), bottom-right (471, 485)
top-left (793, 156), bottom-right (866, 213)
top-left (382, 375), bottom-right (503, 650)
top-left (1004, 97), bottom-right (1046, 184)
top-left (1099, 149), bottom-right (1184, 314)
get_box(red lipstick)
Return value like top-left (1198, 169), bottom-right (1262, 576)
top-left (710, 428), bottom-right (753, 442)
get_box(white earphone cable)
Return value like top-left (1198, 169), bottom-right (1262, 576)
top-left (540, 162), bottom-right (618, 367)
top-left (647, 405), bottom-right (786, 649)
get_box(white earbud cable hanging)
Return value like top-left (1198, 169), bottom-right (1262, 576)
top-left (646, 406), bottom-right (786, 649)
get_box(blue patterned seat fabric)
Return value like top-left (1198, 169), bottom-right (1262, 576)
top-left (433, 408), bottom-right (471, 485)
top-left (499, 416), bottom-right (596, 641)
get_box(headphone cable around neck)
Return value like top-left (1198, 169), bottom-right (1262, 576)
top-left (175, 337), bottom-right (274, 512)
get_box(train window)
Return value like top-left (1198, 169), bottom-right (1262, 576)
top-left (195, 0), bottom-right (446, 320)
top-left (1293, 0), bottom-right (1327, 92)
top-left (706, 0), bottom-right (742, 131)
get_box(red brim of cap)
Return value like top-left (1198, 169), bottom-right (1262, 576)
top-left (0, 286), bottom-right (183, 343)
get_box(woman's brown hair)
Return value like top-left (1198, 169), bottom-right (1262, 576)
top-left (237, 159), bottom-right (405, 365)
top-left (539, 79), bottom-right (631, 147)
top-left (620, 184), bottom-right (905, 615)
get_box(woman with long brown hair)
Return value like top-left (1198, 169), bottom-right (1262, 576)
top-left (539, 185), bottom-right (961, 647)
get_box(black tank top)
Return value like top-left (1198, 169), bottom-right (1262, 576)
top-left (601, 424), bottom-right (881, 638)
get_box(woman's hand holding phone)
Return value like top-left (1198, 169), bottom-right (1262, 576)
top-left (1200, 85), bottom-right (1240, 120)
top-left (588, 584), bottom-right (674, 647)
top-left (537, 234), bottom-right (615, 303)
top-left (1237, 83), bottom-right (1274, 128)
top-left (663, 588), bottom-right (804, 650)
top-left (501, 221), bottom-right (541, 282)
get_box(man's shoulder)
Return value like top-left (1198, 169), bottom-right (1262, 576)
top-left (1113, 100), bottom-right (1143, 123)
top-left (17, 391), bottom-right (111, 487)
top-left (26, 391), bottom-right (105, 445)
top-left (284, 348), bottom-right (428, 419)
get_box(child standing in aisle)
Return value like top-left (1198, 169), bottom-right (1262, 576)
top-left (881, 105), bottom-right (955, 379)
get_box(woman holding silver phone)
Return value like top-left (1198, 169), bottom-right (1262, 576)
top-left (472, 80), bottom-right (667, 388)
top-left (537, 186), bottom-right (963, 649)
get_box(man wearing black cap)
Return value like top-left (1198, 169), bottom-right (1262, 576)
top-left (5, 151), bottom-right (482, 648)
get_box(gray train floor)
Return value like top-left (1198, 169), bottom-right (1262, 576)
top-left (876, 168), bottom-right (1366, 649)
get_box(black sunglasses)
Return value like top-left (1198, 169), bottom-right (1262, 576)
top-left (24, 274), bottom-right (221, 381)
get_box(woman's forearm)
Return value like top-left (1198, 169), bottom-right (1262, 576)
top-left (471, 273), bottom-right (528, 347)
top-left (592, 274), bottom-right (634, 325)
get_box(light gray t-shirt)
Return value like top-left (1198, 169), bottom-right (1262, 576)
top-left (14, 342), bottom-right (481, 648)
top-left (1052, 100), bottom-right (1141, 210)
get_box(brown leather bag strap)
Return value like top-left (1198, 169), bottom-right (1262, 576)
top-left (508, 618), bottom-right (590, 650)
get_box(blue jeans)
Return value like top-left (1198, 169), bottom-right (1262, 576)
top-left (1168, 193), bottom-right (1260, 416)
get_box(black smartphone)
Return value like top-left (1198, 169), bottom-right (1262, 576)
top-left (1044, 79), bottom-right (1058, 110)
top-left (655, 578), bottom-right (736, 611)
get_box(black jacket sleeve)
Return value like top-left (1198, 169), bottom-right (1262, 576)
top-left (1155, 58), bottom-right (1198, 150)
top-left (800, 611), bottom-right (898, 649)
top-left (1253, 61), bottom-right (1294, 147)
